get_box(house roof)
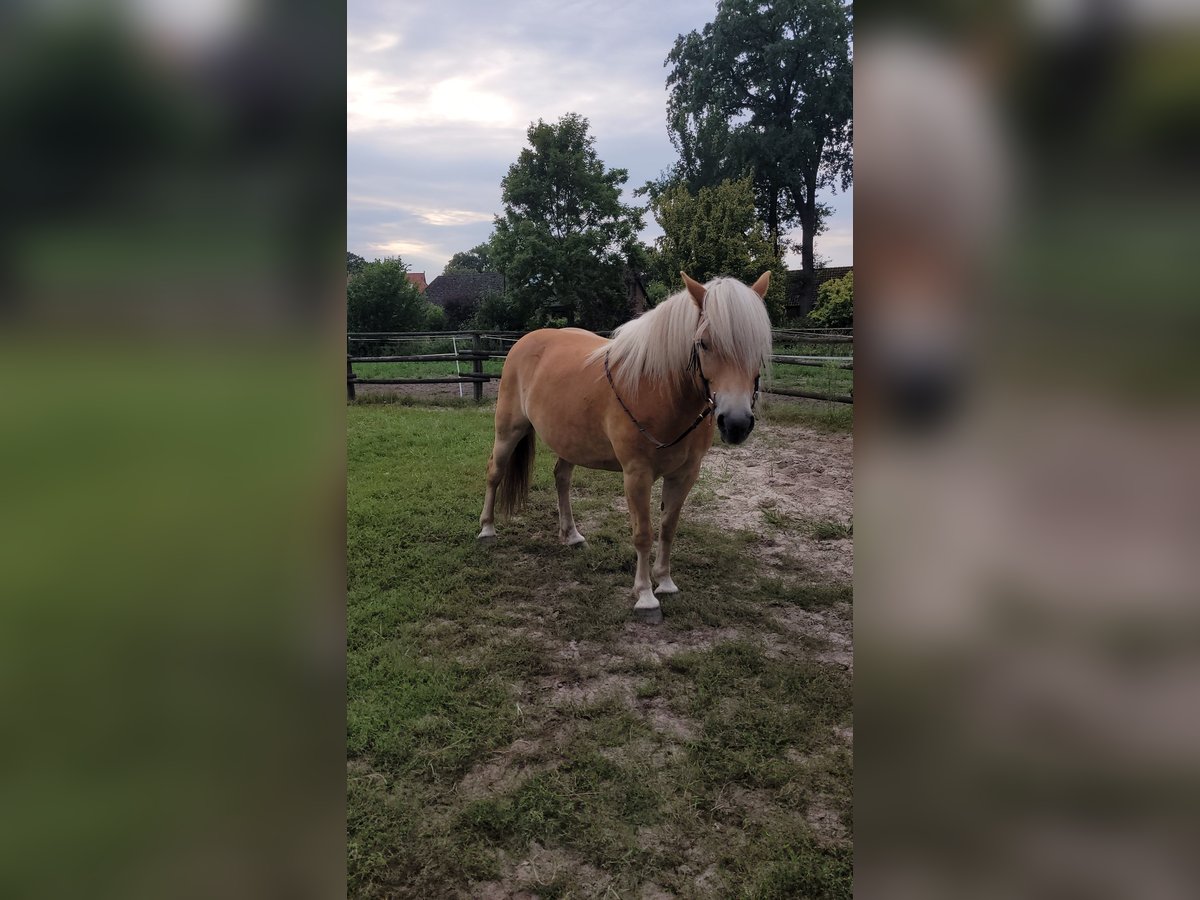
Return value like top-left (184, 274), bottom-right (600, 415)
top-left (406, 272), bottom-right (428, 293)
top-left (425, 272), bottom-right (504, 308)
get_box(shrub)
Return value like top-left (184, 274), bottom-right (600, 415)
top-left (347, 257), bottom-right (430, 332)
top-left (807, 271), bottom-right (853, 329)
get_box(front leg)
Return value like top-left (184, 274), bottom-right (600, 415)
top-left (623, 466), bottom-right (660, 623)
top-left (653, 463), bottom-right (701, 595)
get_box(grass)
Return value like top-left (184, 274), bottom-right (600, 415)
top-left (350, 338), bottom-right (852, 402)
top-left (761, 508), bottom-right (853, 541)
top-left (347, 402), bottom-right (852, 897)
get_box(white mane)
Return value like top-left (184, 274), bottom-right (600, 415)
top-left (587, 277), bottom-right (773, 398)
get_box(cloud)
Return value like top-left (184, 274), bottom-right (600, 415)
top-left (347, 0), bottom-right (853, 276)
top-left (348, 195), bottom-right (495, 226)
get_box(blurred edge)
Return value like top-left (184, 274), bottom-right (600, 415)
top-left (0, 2), bottom-right (345, 898)
top-left (857, 1), bottom-right (1200, 898)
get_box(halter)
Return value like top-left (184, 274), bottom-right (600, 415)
top-left (604, 312), bottom-right (760, 450)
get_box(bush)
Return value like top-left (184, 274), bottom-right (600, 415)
top-left (423, 304), bottom-right (447, 331)
top-left (471, 291), bottom-right (530, 331)
top-left (347, 258), bottom-right (430, 332)
top-left (807, 271), bottom-right (853, 329)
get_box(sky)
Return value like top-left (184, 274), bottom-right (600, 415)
top-left (347, 0), bottom-right (852, 279)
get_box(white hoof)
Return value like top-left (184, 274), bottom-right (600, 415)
top-left (632, 591), bottom-right (662, 624)
top-left (477, 525), bottom-right (496, 542)
top-left (564, 529), bottom-right (587, 547)
top-left (654, 577), bottom-right (679, 595)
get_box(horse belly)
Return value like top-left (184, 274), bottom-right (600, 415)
top-left (506, 329), bottom-right (623, 472)
top-left (528, 404), bottom-right (623, 471)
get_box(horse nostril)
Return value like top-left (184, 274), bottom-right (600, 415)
top-left (717, 414), bottom-right (726, 429)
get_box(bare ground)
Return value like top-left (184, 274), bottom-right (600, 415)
top-left (456, 419), bottom-right (853, 898)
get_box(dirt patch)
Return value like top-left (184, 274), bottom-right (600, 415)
top-left (544, 671), bottom-right (638, 706)
top-left (699, 422), bottom-right (853, 582)
top-left (470, 842), bottom-right (614, 900)
top-left (456, 737), bottom-right (551, 803)
top-left (609, 624), bottom-right (743, 665)
top-left (768, 601), bottom-right (853, 672)
top-left (356, 380), bottom-right (501, 401)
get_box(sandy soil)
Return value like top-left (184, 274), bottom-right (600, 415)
top-left (700, 425), bottom-right (854, 582)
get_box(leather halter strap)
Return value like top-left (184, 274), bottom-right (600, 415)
top-left (604, 347), bottom-right (715, 450)
top-left (603, 309), bottom-right (763, 450)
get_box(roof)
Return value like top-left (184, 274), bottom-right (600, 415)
top-left (425, 272), bottom-right (504, 308)
top-left (787, 266), bottom-right (852, 289)
top-left (406, 272), bottom-right (427, 294)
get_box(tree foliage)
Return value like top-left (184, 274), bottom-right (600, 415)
top-left (491, 113), bottom-right (644, 330)
top-left (664, 0), bottom-right (852, 277)
top-left (347, 257), bottom-right (441, 332)
top-left (443, 240), bottom-right (496, 275)
top-left (648, 176), bottom-right (787, 321)
top-left (470, 291), bottom-right (530, 331)
top-left (807, 270), bottom-right (853, 328)
top-left (346, 251), bottom-right (366, 275)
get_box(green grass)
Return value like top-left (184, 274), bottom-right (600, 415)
top-left (350, 339), bottom-right (852, 400)
top-left (761, 508), bottom-right (853, 541)
top-left (352, 359), bottom-right (505, 380)
top-left (347, 403), bottom-right (852, 897)
top-left (767, 360), bottom-right (852, 396)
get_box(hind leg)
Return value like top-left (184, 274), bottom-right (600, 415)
top-left (478, 408), bottom-right (531, 541)
top-left (554, 458), bottom-right (586, 546)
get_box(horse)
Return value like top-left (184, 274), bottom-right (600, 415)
top-left (477, 272), bottom-right (773, 623)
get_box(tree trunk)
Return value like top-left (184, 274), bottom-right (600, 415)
top-left (768, 190), bottom-right (781, 260)
top-left (800, 178), bottom-right (818, 314)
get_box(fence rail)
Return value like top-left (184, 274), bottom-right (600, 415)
top-left (347, 329), bottom-right (852, 403)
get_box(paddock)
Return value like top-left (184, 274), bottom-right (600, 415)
top-left (347, 395), bottom-right (853, 898)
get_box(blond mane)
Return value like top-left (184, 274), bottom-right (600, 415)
top-left (587, 277), bottom-right (773, 398)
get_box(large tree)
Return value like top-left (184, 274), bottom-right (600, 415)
top-left (491, 113), bottom-right (644, 330)
top-left (664, 0), bottom-right (852, 286)
top-left (346, 257), bottom-right (438, 332)
top-left (443, 240), bottom-right (496, 274)
top-left (649, 176), bottom-right (787, 321)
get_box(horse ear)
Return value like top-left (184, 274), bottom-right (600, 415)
top-left (749, 271), bottom-right (771, 299)
top-left (681, 272), bottom-right (706, 309)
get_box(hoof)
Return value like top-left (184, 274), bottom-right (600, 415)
top-left (633, 592), bottom-right (662, 625)
top-left (633, 605), bottom-right (664, 625)
top-left (562, 530), bottom-right (587, 547)
top-left (477, 526), bottom-right (496, 543)
top-left (654, 577), bottom-right (679, 595)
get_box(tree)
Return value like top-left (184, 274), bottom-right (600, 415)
top-left (443, 240), bottom-right (496, 274)
top-left (664, 0), bottom-right (852, 289)
top-left (491, 113), bottom-right (645, 330)
top-left (807, 270), bottom-right (852, 328)
top-left (649, 176), bottom-right (787, 321)
top-left (470, 291), bottom-right (530, 331)
top-left (346, 251), bottom-right (366, 275)
top-left (347, 257), bottom-right (438, 332)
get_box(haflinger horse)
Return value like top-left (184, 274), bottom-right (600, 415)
top-left (477, 272), bottom-right (773, 624)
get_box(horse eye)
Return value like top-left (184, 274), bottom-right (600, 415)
top-left (699, 340), bottom-right (709, 351)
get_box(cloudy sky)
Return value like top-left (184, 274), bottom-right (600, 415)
top-left (348, 0), bottom-right (852, 279)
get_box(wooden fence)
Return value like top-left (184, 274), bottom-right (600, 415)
top-left (347, 329), bottom-right (852, 404)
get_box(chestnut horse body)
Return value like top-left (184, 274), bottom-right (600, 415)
top-left (477, 273), bottom-right (772, 623)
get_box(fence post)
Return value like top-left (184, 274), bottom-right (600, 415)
top-left (471, 333), bottom-right (484, 402)
top-left (346, 354), bottom-right (356, 401)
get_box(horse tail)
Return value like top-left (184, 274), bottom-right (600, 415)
top-left (496, 431), bottom-right (536, 518)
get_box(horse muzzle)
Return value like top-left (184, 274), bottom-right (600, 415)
top-left (717, 412), bottom-right (754, 445)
